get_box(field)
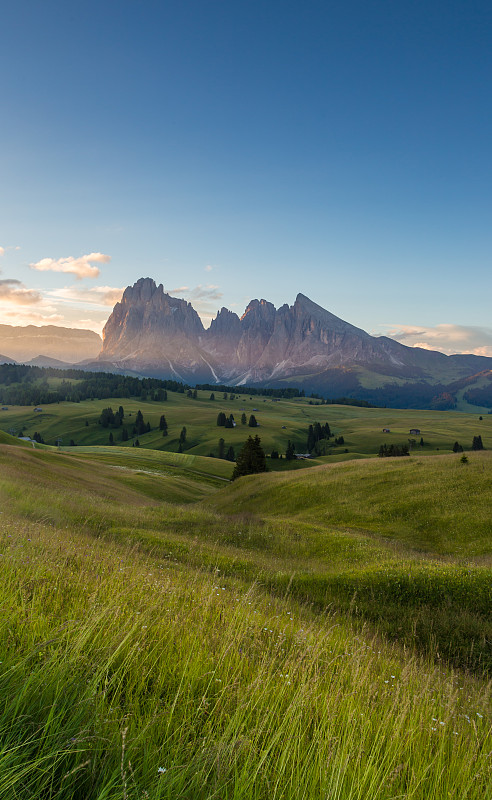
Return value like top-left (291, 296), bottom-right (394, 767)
top-left (0, 390), bottom-right (490, 469)
top-left (0, 425), bottom-right (491, 798)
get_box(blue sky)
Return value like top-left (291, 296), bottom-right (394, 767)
top-left (1, 0), bottom-right (491, 354)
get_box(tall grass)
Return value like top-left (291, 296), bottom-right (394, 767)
top-left (0, 518), bottom-right (490, 799)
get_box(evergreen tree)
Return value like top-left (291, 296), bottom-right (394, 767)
top-left (118, 405), bottom-right (124, 419)
top-left (210, 393), bottom-right (215, 400)
top-left (248, 414), bottom-right (258, 427)
top-left (217, 412), bottom-right (226, 426)
top-left (121, 427), bottom-right (128, 442)
top-left (218, 437), bottom-right (225, 459)
top-left (241, 412), bottom-right (247, 425)
top-left (85, 420), bottom-right (89, 427)
top-left (109, 432), bottom-right (114, 444)
top-left (307, 425), bottom-right (315, 452)
top-left (270, 450), bottom-right (279, 459)
top-left (135, 409), bottom-right (147, 436)
top-left (285, 440), bottom-right (296, 460)
top-left (69, 439), bottom-right (75, 447)
top-left (225, 445), bottom-right (235, 461)
top-left (472, 435), bottom-right (484, 450)
top-left (452, 441), bottom-right (463, 453)
top-left (179, 426), bottom-right (187, 444)
top-left (232, 435), bottom-right (267, 480)
top-left (193, 389), bottom-right (198, 399)
top-left (99, 407), bottom-right (115, 427)
top-left (134, 439), bottom-right (140, 447)
top-left (159, 414), bottom-right (168, 434)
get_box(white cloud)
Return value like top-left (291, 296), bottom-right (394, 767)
top-left (0, 278), bottom-right (42, 305)
top-left (0, 247), bottom-right (5, 257)
top-left (47, 285), bottom-right (124, 307)
top-left (30, 252), bottom-right (111, 279)
top-left (379, 323), bottom-right (492, 356)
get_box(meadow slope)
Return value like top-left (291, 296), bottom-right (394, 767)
top-left (0, 441), bottom-right (490, 798)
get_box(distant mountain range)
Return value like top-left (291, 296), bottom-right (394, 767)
top-left (1, 277), bottom-right (492, 409)
top-left (0, 324), bottom-right (101, 364)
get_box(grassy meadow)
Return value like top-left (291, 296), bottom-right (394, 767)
top-left (0, 389), bottom-right (490, 467)
top-left (0, 426), bottom-right (491, 798)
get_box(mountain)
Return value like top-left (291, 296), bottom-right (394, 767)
top-left (0, 354), bottom-right (16, 365)
top-left (99, 277), bottom-right (492, 407)
top-left (0, 325), bottom-right (101, 363)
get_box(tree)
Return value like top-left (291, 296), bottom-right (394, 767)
top-left (193, 389), bottom-right (198, 399)
top-left (248, 414), bottom-right (258, 427)
top-left (218, 437), bottom-right (225, 459)
top-left (179, 426), bottom-right (187, 444)
top-left (210, 393), bottom-right (215, 401)
top-left (69, 439), bottom-right (75, 447)
top-left (121, 427), bottom-right (129, 442)
top-left (159, 414), bottom-right (168, 434)
top-left (217, 412), bottom-right (226, 426)
top-left (285, 440), bottom-right (296, 460)
top-left (99, 407), bottom-right (115, 427)
top-left (109, 432), bottom-right (114, 445)
top-left (225, 445), bottom-right (235, 461)
top-left (241, 412), bottom-right (247, 425)
top-left (134, 439), bottom-right (140, 447)
top-left (232, 435), bottom-right (267, 480)
top-left (135, 409), bottom-right (147, 436)
top-left (85, 420), bottom-right (89, 427)
top-left (270, 450), bottom-right (279, 459)
top-left (452, 441), bottom-right (463, 453)
top-left (472, 435), bottom-right (484, 450)
top-left (225, 414), bottom-right (235, 428)
top-left (118, 405), bottom-right (124, 419)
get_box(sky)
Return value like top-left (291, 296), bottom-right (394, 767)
top-left (1, 0), bottom-right (491, 355)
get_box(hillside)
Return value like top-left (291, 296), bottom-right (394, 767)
top-left (0, 440), bottom-right (490, 798)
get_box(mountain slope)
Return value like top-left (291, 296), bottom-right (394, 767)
top-left (97, 277), bottom-right (492, 404)
top-left (0, 324), bottom-right (101, 363)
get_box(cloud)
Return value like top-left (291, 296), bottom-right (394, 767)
top-left (0, 278), bottom-right (42, 305)
top-left (0, 247), bottom-right (5, 257)
top-left (168, 284), bottom-right (223, 327)
top-left (47, 285), bottom-right (124, 307)
top-left (379, 323), bottom-right (492, 356)
top-left (30, 252), bottom-right (111, 279)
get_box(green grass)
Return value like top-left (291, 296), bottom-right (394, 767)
top-left (1, 391), bottom-right (490, 469)
top-left (0, 439), bottom-right (491, 798)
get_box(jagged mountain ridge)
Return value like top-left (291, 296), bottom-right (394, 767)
top-left (99, 278), bottom-right (492, 394)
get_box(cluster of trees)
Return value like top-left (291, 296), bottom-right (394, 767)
top-left (464, 386), bottom-right (492, 408)
top-left (98, 405), bottom-right (125, 427)
top-left (231, 436), bottom-right (267, 480)
top-left (215, 438), bottom-right (235, 461)
top-left (197, 383), bottom-right (304, 399)
top-left (378, 443), bottom-right (410, 457)
top-left (307, 422), bottom-right (331, 453)
top-left (98, 406), bottom-right (152, 442)
top-left (216, 412), bottom-right (236, 428)
top-left (453, 436), bottom-right (485, 452)
top-left (0, 364), bottom-right (180, 406)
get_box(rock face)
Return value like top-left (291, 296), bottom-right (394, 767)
top-left (99, 277), bottom-right (492, 392)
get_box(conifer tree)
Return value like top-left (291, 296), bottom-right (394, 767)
top-left (232, 435), bottom-right (267, 480)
